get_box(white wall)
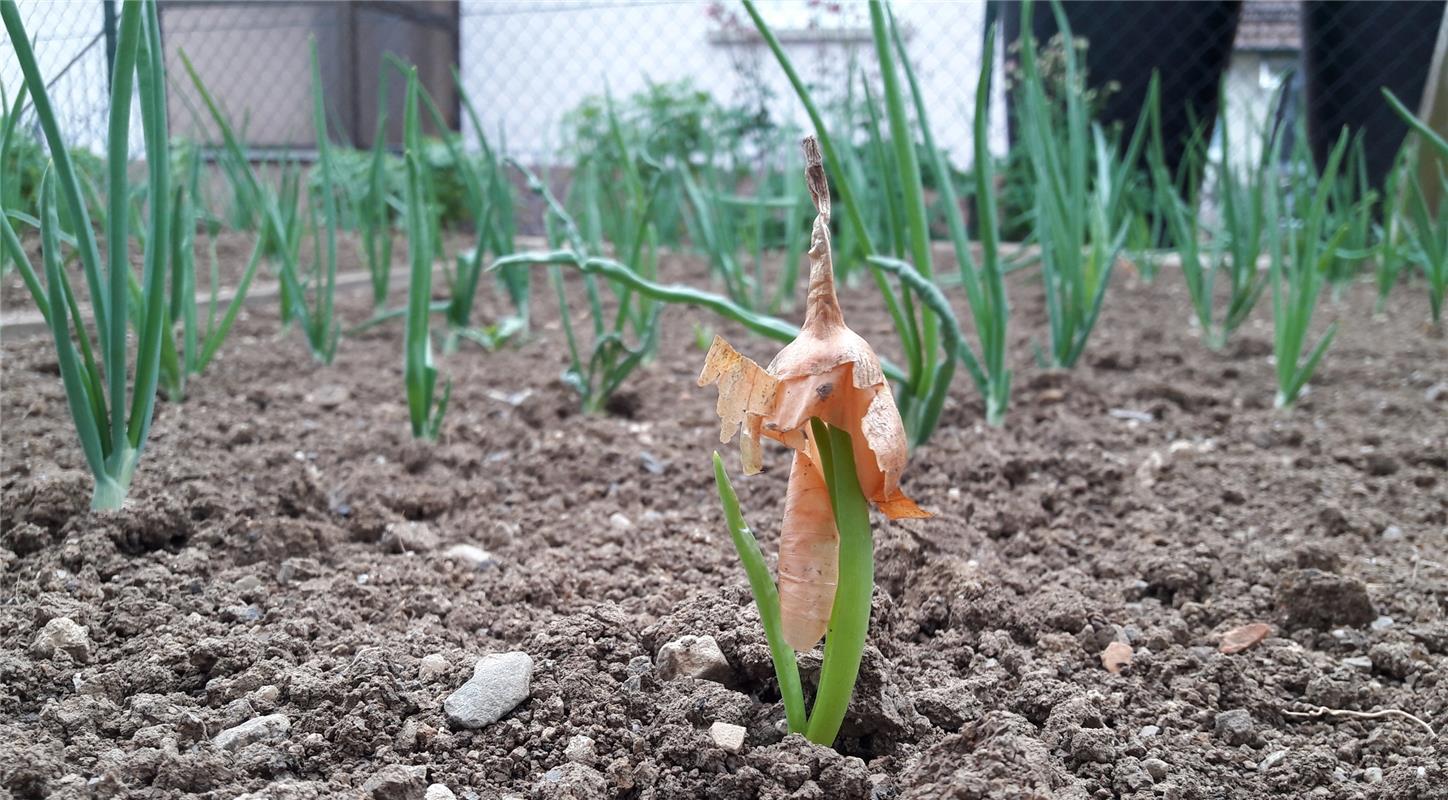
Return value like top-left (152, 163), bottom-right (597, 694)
top-left (458, 0), bottom-right (1008, 167)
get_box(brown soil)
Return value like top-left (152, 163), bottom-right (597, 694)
top-left (2, 238), bottom-right (1447, 800)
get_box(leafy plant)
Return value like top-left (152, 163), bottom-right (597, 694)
top-left (1210, 80), bottom-right (1277, 342)
top-left (394, 57), bottom-right (520, 351)
top-left (1015, 0), bottom-right (1149, 369)
top-left (299, 38), bottom-right (340, 362)
top-left (878, 5), bottom-right (1011, 425)
top-left (491, 160), bottom-right (661, 415)
top-left (401, 67), bottom-right (451, 439)
top-left (154, 144), bottom-right (265, 400)
top-left (562, 78), bottom-right (768, 247)
top-left (1384, 88), bottom-right (1448, 329)
top-left (1267, 131), bottom-right (1349, 409)
top-left (179, 48), bottom-right (337, 362)
top-left (362, 70), bottom-right (397, 308)
top-left (742, 0), bottom-right (977, 443)
top-left (679, 155), bottom-right (807, 314)
top-left (1373, 144), bottom-right (1415, 313)
top-left (456, 69), bottom-right (524, 333)
top-left (2, 0), bottom-right (171, 509)
top-left (1148, 77), bottom-right (1270, 350)
top-left (700, 138), bottom-right (928, 748)
top-left (1323, 132), bottom-right (1378, 298)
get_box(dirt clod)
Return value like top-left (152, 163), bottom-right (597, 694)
top-left (362, 764), bottom-right (428, 800)
top-left (1214, 709), bottom-right (1253, 746)
top-left (29, 616), bottom-right (90, 662)
top-left (1276, 569), bottom-right (1377, 630)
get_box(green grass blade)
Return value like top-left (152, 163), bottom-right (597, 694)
top-left (308, 37), bottom-right (339, 362)
top-left (102, 0), bottom-right (145, 460)
top-left (40, 174), bottom-right (107, 481)
top-left (1, 207), bottom-right (50, 324)
top-left (128, 0), bottom-right (172, 449)
top-left (196, 237), bottom-right (265, 371)
top-left (403, 67), bottom-right (440, 438)
top-left (711, 452), bottom-right (807, 734)
top-left (804, 421), bottom-right (874, 748)
top-left (1383, 88), bottom-right (1448, 162)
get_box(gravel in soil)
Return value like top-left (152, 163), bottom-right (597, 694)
top-left (3, 238), bottom-right (1447, 799)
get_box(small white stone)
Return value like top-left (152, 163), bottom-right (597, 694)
top-left (609, 512), bottom-right (632, 530)
top-left (213, 714), bottom-right (290, 751)
top-left (250, 685), bottom-right (281, 707)
top-left (1260, 750), bottom-right (1288, 772)
top-left (656, 635), bottom-right (731, 683)
top-left (419, 653), bottom-right (450, 681)
top-left (709, 721), bottom-right (746, 753)
top-left (31, 617), bottom-right (90, 662)
top-left (424, 784), bottom-right (457, 800)
top-left (444, 543), bottom-right (495, 569)
top-left (564, 734), bottom-right (597, 765)
top-left (443, 652), bottom-right (533, 729)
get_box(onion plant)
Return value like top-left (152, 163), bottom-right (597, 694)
top-left (457, 70), bottom-right (524, 332)
top-left (302, 38), bottom-right (340, 361)
top-left (1384, 88), bottom-right (1448, 329)
top-left (1373, 145), bottom-right (1415, 313)
top-left (1209, 81), bottom-right (1276, 341)
top-left (1015, 0), bottom-right (1149, 368)
top-left (1403, 174), bottom-right (1447, 329)
top-left (387, 54), bottom-right (519, 350)
top-left (445, 90), bottom-right (519, 347)
top-left (1323, 133), bottom-right (1378, 298)
top-left (1, 82), bottom-right (31, 277)
top-left (702, 138), bottom-right (928, 748)
top-left (490, 160), bottom-right (661, 415)
top-left (361, 69), bottom-right (396, 309)
top-left (179, 48), bottom-right (337, 362)
top-left (155, 145), bottom-right (265, 400)
top-left (1, 82), bottom-right (34, 271)
top-left (2, 0), bottom-right (170, 509)
top-left (742, 0), bottom-right (995, 440)
top-left (879, 6), bottom-right (1010, 425)
top-left (679, 156), bottom-right (807, 315)
top-left (1267, 131), bottom-right (1350, 409)
top-left (400, 67), bottom-right (451, 439)
top-left (1148, 78), bottom-right (1269, 350)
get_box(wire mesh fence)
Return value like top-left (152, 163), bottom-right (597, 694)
top-left (2, 1), bottom-right (1443, 181)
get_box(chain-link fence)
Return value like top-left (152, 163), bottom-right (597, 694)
top-left (3, 0), bottom-right (1443, 183)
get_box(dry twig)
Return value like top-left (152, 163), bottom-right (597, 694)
top-left (1282, 704), bottom-right (1437, 739)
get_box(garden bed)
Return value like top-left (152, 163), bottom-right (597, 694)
top-left (2, 241), bottom-right (1446, 799)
